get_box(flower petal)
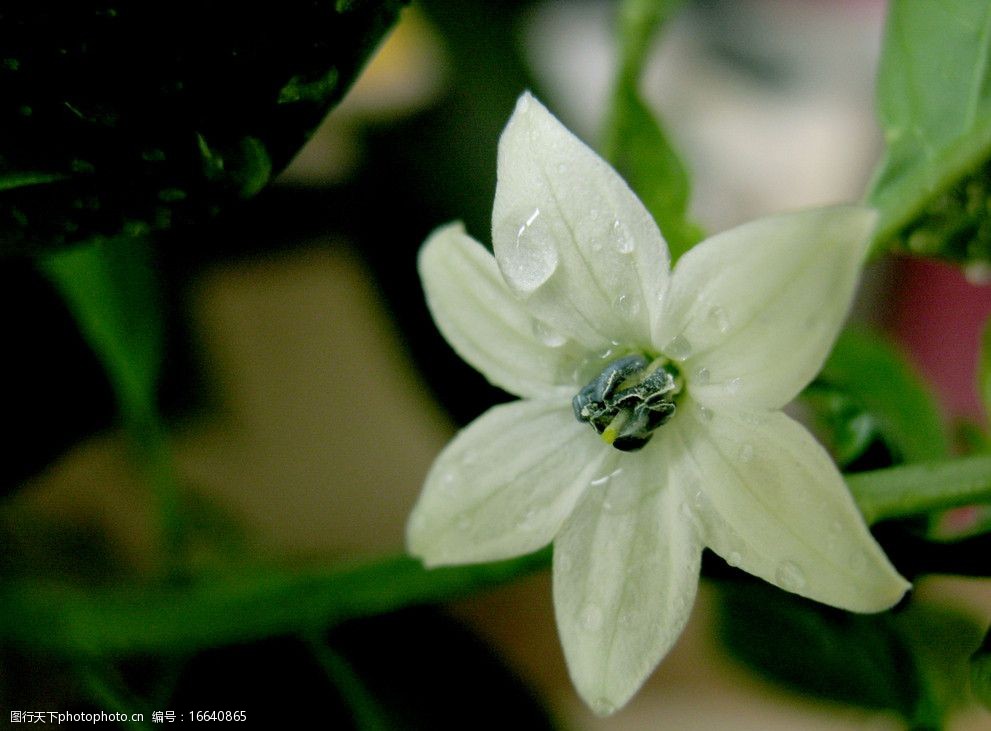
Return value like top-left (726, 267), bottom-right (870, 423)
top-left (673, 400), bottom-right (910, 612)
top-left (553, 441), bottom-right (702, 715)
top-left (407, 399), bottom-right (609, 566)
top-left (419, 222), bottom-right (581, 398)
top-left (656, 206), bottom-right (876, 411)
top-left (492, 92), bottom-right (670, 352)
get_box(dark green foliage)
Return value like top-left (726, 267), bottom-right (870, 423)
top-left (0, 0), bottom-right (406, 255)
top-left (718, 579), bottom-right (983, 728)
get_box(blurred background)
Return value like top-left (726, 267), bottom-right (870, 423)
top-left (3, 0), bottom-right (991, 728)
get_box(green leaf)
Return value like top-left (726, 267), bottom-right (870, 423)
top-left (41, 237), bottom-right (162, 417)
top-left (868, 0), bottom-right (991, 262)
top-left (602, 0), bottom-right (703, 260)
top-left (717, 581), bottom-right (983, 727)
top-left (0, 1), bottom-right (406, 254)
top-left (813, 327), bottom-right (949, 464)
top-left (717, 581), bottom-right (919, 719)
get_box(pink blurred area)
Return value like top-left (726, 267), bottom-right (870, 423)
top-left (890, 257), bottom-right (991, 426)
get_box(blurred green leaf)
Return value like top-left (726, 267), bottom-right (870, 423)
top-left (0, 1), bottom-right (406, 255)
top-left (803, 385), bottom-right (887, 468)
top-left (812, 328), bottom-right (949, 465)
top-left (868, 0), bottom-right (991, 263)
top-left (718, 581), bottom-right (983, 727)
top-left (717, 581), bottom-right (919, 719)
top-left (41, 236), bottom-right (162, 418)
top-left (602, 0), bottom-right (703, 260)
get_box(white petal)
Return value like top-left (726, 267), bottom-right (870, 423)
top-left (672, 400), bottom-right (910, 612)
top-left (656, 206), bottom-right (876, 411)
top-left (492, 92), bottom-right (670, 352)
top-left (419, 223), bottom-right (581, 398)
top-left (407, 399), bottom-right (609, 566)
top-left (553, 441), bottom-right (702, 715)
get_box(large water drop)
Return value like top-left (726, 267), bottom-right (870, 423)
top-left (664, 334), bottom-right (693, 360)
top-left (531, 319), bottom-right (567, 347)
top-left (614, 293), bottom-right (640, 319)
top-left (499, 207), bottom-right (559, 295)
top-left (611, 219), bottom-right (635, 254)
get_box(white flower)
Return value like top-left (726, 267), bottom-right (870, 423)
top-left (407, 92), bottom-right (909, 715)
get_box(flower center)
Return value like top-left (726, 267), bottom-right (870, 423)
top-left (572, 353), bottom-right (682, 452)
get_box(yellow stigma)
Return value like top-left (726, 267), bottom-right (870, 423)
top-left (601, 411), bottom-right (629, 445)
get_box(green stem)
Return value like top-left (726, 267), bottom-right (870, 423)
top-left (4, 457), bottom-right (990, 661)
top-left (306, 634), bottom-right (392, 731)
top-left (40, 236), bottom-right (184, 571)
top-left (76, 662), bottom-right (150, 730)
top-left (0, 550), bottom-right (550, 658)
top-left (846, 455), bottom-right (991, 525)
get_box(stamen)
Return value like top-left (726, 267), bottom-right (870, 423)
top-left (573, 354), bottom-right (681, 452)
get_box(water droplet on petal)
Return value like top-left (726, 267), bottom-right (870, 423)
top-left (516, 508), bottom-right (540, 531)
top-left (611, 219), bottom-right (634, 254)
top-left (694, 367), bottom-right (710, 385)
top-left (500, 207), bottom-right (559, 295)
top-left (665, 334), bottom-right (692, 360)
top-left (581, 604), bottom-right (603, 632)
top-left (727, 551), bottom-right (742, 567)
top-left (707, 305), bottom-right (730, 334)
top-left (737, 443), bottom-right (754, 463)
top-left (615, 293), bottom-right (640, 319)
top-left (531, 319), bottom-right (567, 347)
top-left (590, 467), bottom-right (623, 487)
top-left (848, 550), bottom-right (868, 572)
top-left (590, 208), bottom-right (600, 221)
top-left (775, 561), bottom-right (806, 591)
top-left (725, 377), bottom-right (743, 395)
top-left (679, 501), bottom-right (694, 519)
top-left (440, 470), bottom-right (457, 492)
top-left (695, 403), bottom-right (713, 422)
top-left (592, 698), bottom-right (617, 717)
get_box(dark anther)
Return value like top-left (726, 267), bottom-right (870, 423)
top-left (572, 354), bottom-right (678, 452)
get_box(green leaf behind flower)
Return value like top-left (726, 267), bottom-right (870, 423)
top-left (810, 328), bottom-right (949, 466)
top-left (717, 580), bottom-right (983, 727)
top-left (602, 0), bottom-right (703, 261)
top-left (0, 1), bottom-right (406, 255)
top-left (869, 0), bottom-right (991, 263)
